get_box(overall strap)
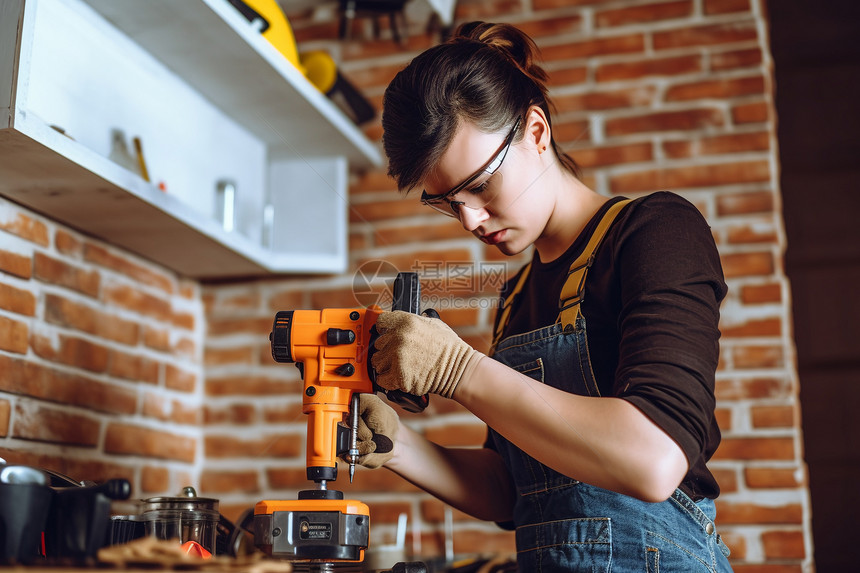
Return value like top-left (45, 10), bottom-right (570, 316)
top-left (489, 198), bottom-right (632, 353)
top-left (558, 198), bottom-right (631, 329)
top-left (490, 262), bottom-right (531, 354)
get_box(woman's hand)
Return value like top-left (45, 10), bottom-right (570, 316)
top-left (372, 311), bottom-right (484, 399)
top-left (347, 393), bottom-right (399, 469)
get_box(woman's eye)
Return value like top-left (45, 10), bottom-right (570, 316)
top-left (469, 180), bottom-right (490, 194)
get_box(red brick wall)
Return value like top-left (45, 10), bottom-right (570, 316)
top-left (0, 199), bottom-right (203, 493)
top-left (0, 0), bottom-right (812, 569)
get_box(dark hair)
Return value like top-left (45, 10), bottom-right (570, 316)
top-left (382, 21), bottom-right (580, 192)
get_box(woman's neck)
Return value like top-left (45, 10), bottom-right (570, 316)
top-left (534, 176), bottom-right (608, 263)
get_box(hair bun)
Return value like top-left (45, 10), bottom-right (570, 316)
top-left (453, 21), bottom-right (548, 85)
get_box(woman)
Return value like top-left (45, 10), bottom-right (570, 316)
top-left (355, 21), bottom-right (732, 572)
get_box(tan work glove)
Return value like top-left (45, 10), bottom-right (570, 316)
top-left (351, 393), bottom-right (399, 469)
top-left (372, 310), bottom-right (483, 399)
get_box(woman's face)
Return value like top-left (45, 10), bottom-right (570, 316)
top-left (422, 119), bottom-right (552, 256)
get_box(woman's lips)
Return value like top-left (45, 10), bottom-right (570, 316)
top-left (481, 229), bottom-right (507, 245)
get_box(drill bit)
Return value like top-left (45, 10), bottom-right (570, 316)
top-left (349, 393), bottom-right (360, 483)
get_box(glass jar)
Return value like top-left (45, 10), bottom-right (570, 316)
top-left (140, 487), bottom-right (219, 554)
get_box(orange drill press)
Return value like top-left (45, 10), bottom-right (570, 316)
top-left (253, 272), bottom-right (429, 572)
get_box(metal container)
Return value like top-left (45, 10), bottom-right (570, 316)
top-left (140, 487), bottom-right (219, 554)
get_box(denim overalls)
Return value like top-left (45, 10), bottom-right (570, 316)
top-left (487, 200), bottom-right (732, 572)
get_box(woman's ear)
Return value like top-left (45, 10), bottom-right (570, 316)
top-left (524, 105), bottom-right (551, 156)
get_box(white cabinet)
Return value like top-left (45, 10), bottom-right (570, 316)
top-left (0, 0), bottom-right (382, 278)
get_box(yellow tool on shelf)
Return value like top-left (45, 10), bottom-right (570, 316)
top-left (227, 0), bottom-right (304, 74)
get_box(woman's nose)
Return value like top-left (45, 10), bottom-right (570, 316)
top-left (458, 204), bottom-right (489, 232)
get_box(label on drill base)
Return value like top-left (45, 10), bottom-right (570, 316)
top-left (300, 520), bottom-right (332, 540)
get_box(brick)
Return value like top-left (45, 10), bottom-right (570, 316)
top-left (204, 345), bottom-right (256, 366)
top-left (207, 316), bottom-right (271, 337)
top-left (364, 501), bottom-right (412, 528)
top-left (714, 407), bottom-right (731, 431)
top-left (716, 190), bottom-right (774, 216)
top-left (267, 289), bottom-right (306, 311)
top-left (705, 0), bottom-right (752, 15)
top-left (204, 434), bottom-right (302, 458)
top-left (30, 333), bottom-right (111, 373)
top-left (108, 349), bottom-right (160, 384)
top-left (12, 401), bottom-right (100, 447)
top-left (610, 160), bottom-right (769, 193)
top-left (143, 394), bottom-right (199, 425)
top-left (653, 21), bottom-right (758, 50)
top-left (732, 100), bottom-right (769, 124)
top-left (665, 75), bottom-right (766, 102)
top-left (533, 0), bottom-right (616, 8)
top-left (761, 529), bottom-right (805, 559)
top-left (604, 108), bottom-right (724, 138)
top-left (542, 34), bottom-right (645, 62)
top-left (198, 469), bottom-right (259, 493)
top-left (206, 376), bottom-right (301, 397)
top-left (173, 337), bottom-right (196, 361)
top-left (711, 437), bottom-right (795, 460)
top-left (33, 252), bottom-right (100, 297)
top-left (740, 282), bottom-right (782, 304)
top-left (745, 466), bottom-right (803, 489)
top-left (720, 251), bottom-right (774, 278)
top-left (423, 422), bottom-right (487, 447)
top-left (143, 325), bottom-right (170, 351)
top-left (141, 465), bottom-right (170, 493)
top-left (55, 229), bottom-right (83, 257)
top-left (555, 86), bottom-right (657, 111)
top-left (721, 317), bottom-right (781, 338)
top-left (516, 15), bottom-right (583, 39)
top-left (204, 291), bottom-right (261, 313)
top-left (204, 404), bottom-right (259, 425)
top-left (456, 0), bottom-right (530, 20)
top-left (265, 466), bottom-right (308, 490)
top-left (0, 400), bottom-right (10, 436)
top-left (0, 314), bottom-right (28, 354)
top-left (344, 61), bottom-right (407, 92)
top-left (0, 355), bottom-right (137, 414)
top-left (715, 501), bottom-right (802, 525)
top-left (727, 220), bottom-right (778, 245)
top-left (547, 65), bottom-right (589, 87)
top-left (374, 220), bottom-right (467, 247)
top-left (0, 206), bottom-right (49, 246)
top-left (567, 142), bottom-right (653, 168)
top-left (0, 282), bottom-right (37, 316)
top-left (165, 364), bottom-right (197, 393)
top-left (105, 422), bottom-right (196, 463)
top-left (731, 345), bottom-right (785, 369)
top-left (262, 402), bottom-right (304, 424)
top-left (0, 450), bottom-right (135, 486)
top-left (45, 293), bottom-right (139, 345)
top-left (171, 311), bottom-right (195, 331)
top-left (552, 119), bottom-right (592, 146)
top-left (350, 197), bottom-right (428, 223)
top-left (712, 47), bottom-right (763, 71)
top-left (731, 565), bottom-right (802, 573)
top-left (0, 248), bottom-right (31, 278)
top-left (597, 54), bottom-right (701, 82)
top-left (752, 405), bottom-right (795, 428)
top-left (596, 0), bottom-right (692, 28)
top-left (663, 131), bottom-right (770, 158)
top-left (711, 467), bottom-right (738, 493)
top-left (84, 243), bottom-right (174, 294)
top-left (103, 283), bottom-right (172, 322)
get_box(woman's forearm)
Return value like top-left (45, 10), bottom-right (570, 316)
top-left (384, 421), bottom-right (517, 522)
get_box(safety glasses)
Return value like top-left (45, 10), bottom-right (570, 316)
top-left (420, 118), bottom-right (521, 218)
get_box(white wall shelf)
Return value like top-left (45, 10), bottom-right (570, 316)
top-left (0, 0), bottom-right (382, 279)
